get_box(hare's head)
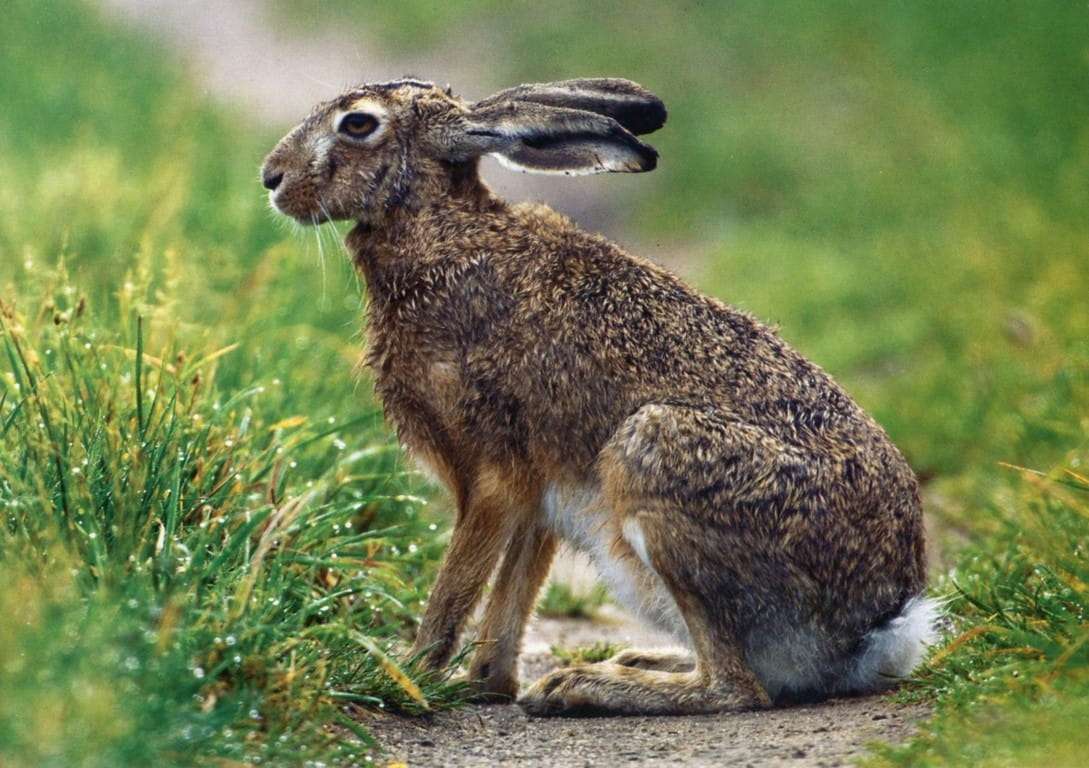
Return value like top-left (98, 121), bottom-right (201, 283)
top-left (261, 77), bottom-right (666, 225)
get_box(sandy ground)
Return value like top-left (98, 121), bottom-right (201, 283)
top-left (365, 608), bottom-right (928, 768)
top-left (366, 690), bottom-right (925, 768)
top-left (95, 3), bottom-right (931, 764)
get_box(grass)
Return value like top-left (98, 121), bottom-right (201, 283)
top-left (867, 454), bottom-right (1089, 768)
top-left (0, 1), bottom-right (466, 765)
top-left (550, 642), bottom-right (624, 667)
top-left (0, 281), bottom-right (465, 766)
top-left (537, 582), bottom-right (609, 620)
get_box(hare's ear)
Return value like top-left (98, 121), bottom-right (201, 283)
top-left (475, 78), bottom-right (667, 136)
top-left (445, 100), bottom-right (659, 175)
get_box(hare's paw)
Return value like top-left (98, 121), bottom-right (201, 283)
top-left (520, 662), bottom-right (765, 717)
top-left (519, 663), bottom-right (691, 716)
top-left (519, 665), bottom-right (613, 717)
top-left (461, 665), bottom-right (519, 704)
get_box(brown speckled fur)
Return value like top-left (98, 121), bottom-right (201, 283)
top-left (262, 78), bottom-right (927, 717)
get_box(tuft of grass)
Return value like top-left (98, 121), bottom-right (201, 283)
top-left (0, 225), bottom-right (465, 768)
top-left (550, 642), bottom-right (624, 667)
top-left (537, 582), bottom-right (609, 619)
top-left (867, 450), bottom-right (1089, 767)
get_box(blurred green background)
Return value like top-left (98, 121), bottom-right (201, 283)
top-left (2, 1), bottom-right (1088, 766)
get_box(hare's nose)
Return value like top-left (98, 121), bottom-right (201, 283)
top-left (262, 170), bottom-right (284, 191)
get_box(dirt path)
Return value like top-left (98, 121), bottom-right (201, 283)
top-left (361, 553), bottom-right (928, 766)
top-left (367, 690), bottom-right (925, 767)
top-left (365, 609), bottom-right (928, 767)
top-left (358, 549), bottom-right (934, 767)
top-left (96, 3), bottom-right (930, 764)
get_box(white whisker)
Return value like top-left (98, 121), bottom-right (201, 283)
top-left (312, 218), bottom-right (327, 303)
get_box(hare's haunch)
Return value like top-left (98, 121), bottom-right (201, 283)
top-left (263, 77), bottom-right (936, 716)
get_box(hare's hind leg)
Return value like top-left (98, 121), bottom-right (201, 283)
top-left (519, 530), bottom-right (766, 717)
top-left (607, 649), bottom-right (694, 673)
top-left (519, 532), bottom-right (767, 716)
top-left (520, 404), bottom-right (773, 717)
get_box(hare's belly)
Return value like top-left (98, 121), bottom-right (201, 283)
top-left (542, 482), bottom-right (689, 644)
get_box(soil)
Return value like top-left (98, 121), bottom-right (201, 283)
top-left (364, 605), bottom-right (928, 767)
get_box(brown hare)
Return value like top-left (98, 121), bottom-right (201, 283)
top-left (262, 77), bottom-right (937, 717)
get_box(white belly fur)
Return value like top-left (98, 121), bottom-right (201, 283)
top-left (542, 482), bottom-right (690, 645)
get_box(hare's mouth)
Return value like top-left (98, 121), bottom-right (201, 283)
top-left (268, 192), bottom-right (329, 226)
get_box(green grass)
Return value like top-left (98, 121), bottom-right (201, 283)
top-left (867, 454), bottom-right (1089, 768)
top-left (0, 1), bottom-right (466, 765)
top-left (550, 642), bottom-right (624, 667)
top-left (537, 582), bottom-right (609, 619)
top-left (277, 1), bottom-right (1089, 762)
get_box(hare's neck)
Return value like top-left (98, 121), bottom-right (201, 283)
top-left (348, 191), bottom-right (506, 356)
top-left (347, 178), bottom-right (503, 279)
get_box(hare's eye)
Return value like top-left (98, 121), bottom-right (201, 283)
top-left (338, 113), bottom-right (379, 139)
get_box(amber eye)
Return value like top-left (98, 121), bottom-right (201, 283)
top-left (338, 112), bottom-right (379, 139)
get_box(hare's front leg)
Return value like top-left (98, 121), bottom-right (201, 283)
top-left (466, 519), bottom-right (557, 701)
top-left (411, 467), bottom-right (528, 670)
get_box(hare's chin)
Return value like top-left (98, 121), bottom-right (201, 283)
top-left (269, 195), bottom-right (326, 226)
top-left (267, 190), bottom-right (291, 217)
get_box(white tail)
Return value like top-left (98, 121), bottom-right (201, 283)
top-left (842, 595), bottom-right (943, 693)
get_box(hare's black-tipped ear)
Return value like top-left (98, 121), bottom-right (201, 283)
top-left (445, 101), bottom-right (659, 175)
top-left (475, 78), bottom-right (666, 136)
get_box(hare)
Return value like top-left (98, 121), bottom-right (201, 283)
top-left (262, 77), bottom-right (937, 716)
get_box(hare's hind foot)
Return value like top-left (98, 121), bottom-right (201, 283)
top-left (607, 648), bottom-right (694, 673)
top-left (519, 662), bottom-right (767, 717)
